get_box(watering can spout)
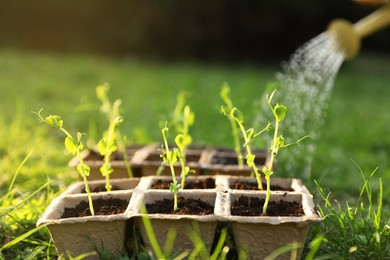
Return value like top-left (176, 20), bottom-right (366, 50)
top-left (327, 2), bottom-right (390, 60)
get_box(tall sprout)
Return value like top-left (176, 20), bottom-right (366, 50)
top-left (171, 92), bottom-right (195, 189)
top-left (220, 83), bottom-right (244, 167)
top-left (96, 83), bottom-right (133, 179)
top-left (161, 122), bottom-right (180, 211)
top-left (97, 98), bottom-right (123, 192)
top-left (262, 90), bottom-right (310, 214)
top-left (221, 106), bottom-right (270, 190)
top-left (34, 109), bottom-right (95, 216)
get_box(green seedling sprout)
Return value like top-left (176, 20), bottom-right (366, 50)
top-left (171, 92), bottom-right (195, 189)
top-left (96, 84), bottom-right (124, 191)
top-left (97, 100), bottom-right (123, 191)
top-left (33, 109), bottom-right (95, 216)
top-left (96, 83), bottom-right (133, 179)
top-left (262, 89), bottom-right (311, 214)
top-left (221, 106), bottom-right (271, 190)
top-left (161, 122), bottom-right (181, 211)
top-left (220, 83), bottom-right (244, 167)
top-left (175, 106), bottom-right (194, 189)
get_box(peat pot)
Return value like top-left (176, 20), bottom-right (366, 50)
top-left (68, 145), bottom-right (149, 180)
top-left (202, 148), bottom-right (270, 176)
top-left (62, 178), bottom-right (141, 195)
top-left (137, 175), bottom-right (218, 190)
top-left (138, 144), bottom-right (209, 176)
top-left (225, 190), bottom-right (322, 260)
top-left (217, 175), bottom-right (304, 192)
top-left (132, 190), bottom-right (219, 256)
top-left (37, 191), bottom-right (134, 259)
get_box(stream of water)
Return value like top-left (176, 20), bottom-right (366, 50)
top-left (258, 32), bottom-right (345, 178)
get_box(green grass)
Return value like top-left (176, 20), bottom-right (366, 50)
top-left (0, 49), bottom-right (389, 258)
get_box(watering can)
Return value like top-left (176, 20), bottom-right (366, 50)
top-left (328, 0), bottom-right (390, 59)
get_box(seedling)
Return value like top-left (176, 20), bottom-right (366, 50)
top-left (221, 106), bottom-right (271, 190)
top-left (33, 109), bottom-right (95, 216)
top-left (170, 92), bottom-right (195, 189)
top-left (170, 91), bottom-right (195, 189)
top-left (222, 88), bottom-right (310, 214)
top-left (160, 122), bottom-right (181, 211)
top-left (96, 84), bottom-right (124, 191)
top-left (220, 83), bottom-right (244, 167)
top-left (261, 89), bottom-right (310, 214)
top-left (175, 106), bottom-right (194, 188)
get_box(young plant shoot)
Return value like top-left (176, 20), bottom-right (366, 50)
top-left (96, 84), bottom-right (124, 191)
top-left (221, 105), bottom-right (271, 190)
top-left (262, 89), bottom-right (310, 214)
top-left (171, 92), bottom-right (195, 189)
top-left (161, 122), bottom-right (181, 211)
top-left (262, 90), bottom-right (287, 214)
top-left (220, 83), bottom-right (244, 167)
top-left (33, 109), bottom-right (95, 216)
top-left (96, 83), bottom-right (133, 179)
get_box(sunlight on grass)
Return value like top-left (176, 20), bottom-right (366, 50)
top-left (0, 49), bottom-right (389, 258)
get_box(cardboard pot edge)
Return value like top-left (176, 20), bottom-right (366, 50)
top-left (130, 189), bottom-right (220, 221)
top-left (37, 190), bottom-right (134, 226)
top-left (226, 190), bottom-right (322, 224)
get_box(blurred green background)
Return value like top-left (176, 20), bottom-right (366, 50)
top-left (0, 1), bottom-right (389, 258)
top-left (0, 0), bottom-right (389, 201)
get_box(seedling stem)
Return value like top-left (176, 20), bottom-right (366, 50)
top-left (33, 109), bottom-right (95, 216)
top-left (161, 122), bottom-right (180, 211)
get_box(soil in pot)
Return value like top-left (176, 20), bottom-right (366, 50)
top-left (231, 195), bottom-right (304, 217)
top-left (145, 152), bottom-right (201, 163)
top-left (61, 197), bottom-right (128, 218)
top-left (145, 197), bottom-right (214, 215)
top-left (150, 178), bottom-right (215, 189)
top-left (230, 181), bottom-right (293, 191)
top-left (81, 185), bottom-right (122, 193)
top-left (211, 155), bottom-right (266, 166)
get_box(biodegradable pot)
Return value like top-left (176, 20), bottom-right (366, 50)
top-left (68, 145), bottom-right (147, 180)
top-left (37, 191), bottom-right (134, 259)
top-left (138, 144), bottom-right (208, 176)
top-left (216, 175), bottom-right (304, 191)
top-left (133, 190), bottom-right (218, 255)
top-left (62, 178), bottom-right (141, 195)
top-left (137, 175), bottom-right (218, 190)
top-left (201, 148), bottom-right (270, 176)
top-left (225, 190), bottom-right (322, 260)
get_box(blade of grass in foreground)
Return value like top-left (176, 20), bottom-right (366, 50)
top-left (0, 224), bottom-right (47, 252)
top-left (264, 242), bottom-right (301, 260)
top-left (210, 227), bottom-right (228, 260)
top-left (8, 149), bottom-right (34, 192)
top-left (0, 180), bottom-right (51, 218)
top-left (140, 204), bottom-right (165, 259)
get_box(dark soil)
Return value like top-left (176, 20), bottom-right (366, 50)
top-left (231, 195), bottom-right (304, 216)
top-left (211, 155), bottom-right (265, 166)
top-left (61, 197), bottom-right (128, 218)
top-left (230, 180), bottom-right (293, 191)
top-left (150, 178), bottom-right (215, 189)
top-left (146, 197), bottom-right (214, 215)
top-left (82, 185), bottom-right (121, 193)
top-left (145, 153), bottom-right (200, 163)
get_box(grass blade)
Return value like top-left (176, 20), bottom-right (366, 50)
top-left (0, 224), bottom-right (47, 251)
top-left (0, 180), bottom-right (51, 218)
top-left (8, 149), bottom-right (34, 192)
top-left (210, 227), bottom-right (228, 260)
top-left (140, 204), bottom-right (165, 259)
